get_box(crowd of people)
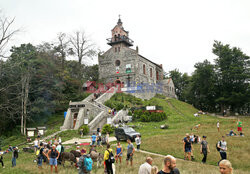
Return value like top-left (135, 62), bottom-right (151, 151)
top-left (0, 118), bottom-right (244, 174)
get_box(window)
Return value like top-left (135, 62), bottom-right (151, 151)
top-left (156, 71), bottom-right (159, 80)
top-left (143, 64), bottom-right (146, 74)
top-left (150, 68), bottom-right (152, 78)
top-left (115, 47), bottom-right (117, 52)
top-left (115, 60), bottom-right (121, 66)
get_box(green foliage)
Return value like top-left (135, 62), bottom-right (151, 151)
top-left (101, 124), bottom-right (114, 134)
top-left (79, 125), bottom-right (89, 135)
top-left (134, 110), bottom-right (167, 122)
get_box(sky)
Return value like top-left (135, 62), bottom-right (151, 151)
top-left (1, 0), bottom-right (250, 74)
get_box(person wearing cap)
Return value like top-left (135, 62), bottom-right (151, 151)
top-left (47, 144), bottom-right (60, 173)
top-left (11, 146), bottom-right (18, 167)
top-left (200, 136), bottom-right (210, 163)
top-left (78, 148), bottom-right (91, 174)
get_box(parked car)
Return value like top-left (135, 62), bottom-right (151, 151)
top-left (115, 127), bottom-right (140, 142)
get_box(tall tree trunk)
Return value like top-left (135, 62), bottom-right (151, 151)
top-left (21, 75), bottom-right (25, 135)
top-left (23, 74), bottom-right (30, 136)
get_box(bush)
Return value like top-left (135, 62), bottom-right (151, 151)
top-left (102, 124), bottom-right (114, 134)
top-left (133, 110), bottom-right (167, 122)
top-left (79, 125), bottom-right (89, 135)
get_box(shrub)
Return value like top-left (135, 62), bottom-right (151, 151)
top-left (102, 124), bottom-right (114, 134)
top-left (79, 125), bottom-right (89, 135)
top-left (133, 110), bottom-right (167, 122)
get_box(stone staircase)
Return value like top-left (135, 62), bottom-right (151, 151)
top-left (61, 87), bottom-right (118, 132)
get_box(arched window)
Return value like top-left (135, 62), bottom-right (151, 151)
top-left (115, 60), bottom-right (121, 66)
top-left (143, 64), bottom-right (146, 74)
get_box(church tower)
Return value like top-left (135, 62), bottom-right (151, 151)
top-left (107, 16), bottom-right (134, 48)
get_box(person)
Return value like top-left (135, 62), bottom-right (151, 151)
top-left (182, 133), bottom-right (189, 160)
top-left (237, 119), bottom-right (243, 133)
top-left (191, 124), bottom-right (200, 132)
top-left (78, 148), bottom-right (93, 174)
top-left (126, 139), bottom-right (135, 166)
top-left (157, 155), bottom-right (180, 174)
top-left (91, 133), bottom-right (97, 145)
top-left (189, 133), bottom-right (194, 144)
top-left (106, 133), bottom-right (110, 144)
top-left (56, 142), bottom-right (62, 165)
top-left (104, 144), bottom-right (113, 174)
top-left (76, 146), bottom-right (81, 152)
top-left (58, 137), bottom-right (62, 144)
top-left (151, 166), bottom-right (159, 174)
top-left (97, 135), bottom-right (102, 147)
top-left (183, 135), bottom-right (192, 161)
top-left (38, 142), bottom-right (46, 169)
top-left (200, 136), bottom-right (210, 163)
top-left (219, 160), bottom-right (233, 174)
top-left (135, 135), bottom-right (141, 151)
top-left (34, 138), bottom-right (39, 153)
top-left (217, 121), bottom-right (220, 132)
top-left (47, 144), bottom-right (60, 173)
top-left (223, 110), bottom-right (226, 116)
top-left (115, 142), bottom-right (123, 163)
top-left (80, 129), bottom-right (83, 138)
top-left (12, 147), bottom-right (18, 167)
top-left (138, 157), bottom-right (153, 174)
top-left (217, 136), bottom-right (227, 162)
top-left (228, 129), bottom-right (236, 136)
top-left (0, 148), bottom-right (5, 168)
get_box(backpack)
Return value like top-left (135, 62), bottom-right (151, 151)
top-left (61, 145), bottom-right (64, 153)
top-left (216, 141), bottom-right (222, 151)
top-left (36, 149), bottom-right (40, 156)
top-left (84, 156), bottom-right (93, 172)
top-left (107, 150), bottom-right (115, 163)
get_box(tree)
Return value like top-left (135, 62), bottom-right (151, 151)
top-left (54, 33), bottom-right (69, 71)
top-left (187, 60), bottom-right (217, 111)
top-left (169, 69), bottom-right (190, 101)
top-left (69, 30), bottom-right (96, 65)
top-left (213, 41), bottom-right (250, 113)
top-left (0, 11), bottom-right (19, 58)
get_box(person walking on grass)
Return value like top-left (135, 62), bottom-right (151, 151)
top-left (200, 136), bottom-right (210, 163)
top-left (182, 133), bottom-right (189, 160)
top-left (138, 157), bottom-right (153, 174)
top-left (91, 133), bottom-right (97, 146)
top-left (219, 160), bottom-right (233, 174)
top-left (115, 142), bottom-right (123, 163)
top-left (47, 144), bottom-right (60, 173)
top-left (183, 135), bottom-right (192, 161)
top-left (104, 144), bottom-right (114, 174)
top-left (157, 155), bottom-right (180, 174)
top-left (12, 147), bottom-right (18, 167)
top-left (135, 135), bottom-right (141, 151)
top-left (237, 119), bottom-right (243, 134)
top-left (217, 136), bottom-right (227, 162)
top-left (38, 143), bottom-right (46, 169)
top-left (126, 139), bottom-right (135, 166)
top-left (78, 149), bottom-right (93, 174)
top-left (217, 121), bottom-right (220, 132)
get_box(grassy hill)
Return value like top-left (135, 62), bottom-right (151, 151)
top-left (0, 93), bottom-right (249, 174)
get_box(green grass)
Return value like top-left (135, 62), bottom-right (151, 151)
top-left (1, 96), bottom-right (250, 173)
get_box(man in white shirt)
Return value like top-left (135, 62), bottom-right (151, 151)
top-left (138, 157), bottom-right (153, 174)
top-left (34, 138), bottom-right (39, 153)
top-left (135, 135), bottom-right (141, 151)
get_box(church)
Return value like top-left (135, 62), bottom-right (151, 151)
top-left (98, 17), bottom-right (176, 99)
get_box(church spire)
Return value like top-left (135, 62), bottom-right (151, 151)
top-left (117, 14), bottom-right (122, 25)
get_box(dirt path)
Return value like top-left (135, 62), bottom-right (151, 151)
top-left (62, 137), bottom-right (117, 145)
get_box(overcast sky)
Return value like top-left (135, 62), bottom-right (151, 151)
top-left (1, 0), bottom-right (250, 74)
